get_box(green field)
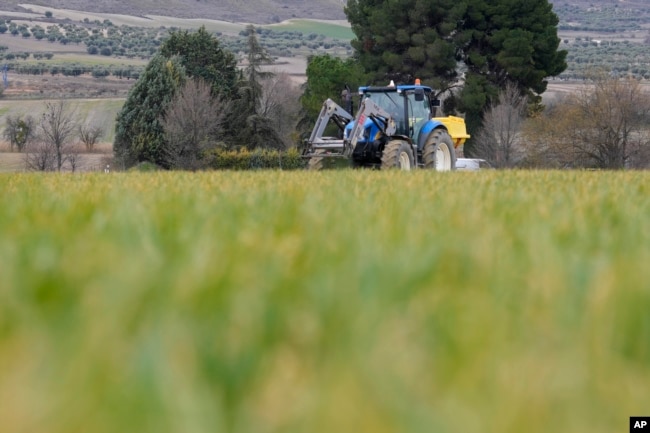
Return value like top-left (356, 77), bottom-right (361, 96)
top-left (266, 19), bottom-right (354, 40)
top-left (0, 170), bottom-right (649, 433)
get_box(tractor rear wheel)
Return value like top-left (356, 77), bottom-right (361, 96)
top-left (307, 149), bottom-right (325, 171)
top-left (381, 140), bottom-right (414, 170)
top-left (423, 130), bottom-right (456, 171)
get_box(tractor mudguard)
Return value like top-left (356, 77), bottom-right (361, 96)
top-left (416, 119), bottom-right (446, 150)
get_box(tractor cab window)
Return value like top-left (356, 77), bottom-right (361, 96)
top-left (407, 91), bottom-right (431, 141)
top-left (364, 92), bottom-right (407, 134)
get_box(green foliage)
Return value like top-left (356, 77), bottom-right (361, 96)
top-left (160, 26), bottom-right (238, 98)
top-left (456, 0), bottom-right (567, 95)
top-left (454, 0), bottom-right (567, 151)
top-left (206, 147), bottom-right (305, 170)
top-left (3, 115), bottom-right (35, 151)
top-left (299, 54), bottom-right (368, 134)
top-left (114, 54), bottom-right (186, 168)
top-left (6, 62), bottom-right (142, 80)
top-left (129, 161), bottom-right (162, 172)
top-left (345, 0), bottom-right (460, 87)
top-left (264, 20), bottom-right (354, 40)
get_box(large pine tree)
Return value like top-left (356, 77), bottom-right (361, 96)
top-left (345, 0), bottom-right (461, 91)
top-left (454, 0), bottom-right (567, 152)
top-left (160, 26), bottom-right (238, 98)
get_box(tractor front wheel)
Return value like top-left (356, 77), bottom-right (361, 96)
top-left (423, 130), bottom-right (456, 171)
top-left (381, 140), bottom-right (414, 170)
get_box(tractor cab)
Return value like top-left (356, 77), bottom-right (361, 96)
top-left (347, 81), bottom-right (437, 146)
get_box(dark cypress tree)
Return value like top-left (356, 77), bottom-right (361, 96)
top-left (114, 55), bottom-right (186, 168)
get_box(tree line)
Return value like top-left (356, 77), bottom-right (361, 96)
top-left (555, 3), bottom-right (650, 32)
top-left (3, 101), bottom-right (104, 172)
top-left (5, 61), bottom-right (142, 80)
top-left (113, 25), bottom-right (302, 170)
top-left (472, 75), bottom-right (650, 169)
top-left (0, 17), bottom-right (351, 62)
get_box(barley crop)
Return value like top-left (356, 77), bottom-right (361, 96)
top-left (0, 170), bottom-right (648, 433)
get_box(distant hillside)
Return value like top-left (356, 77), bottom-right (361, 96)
top-left (550, 0), bottom-right (650, 32)
top-left (2, 0), bottom-right (347, 24)
top-left (3, 0), bottom-right (650, 28)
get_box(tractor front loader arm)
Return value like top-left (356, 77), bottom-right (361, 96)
top-left (303, 98), bottom-right (354, 162)
top-left (345, 98), bottom-right (396, 157)
top-left (306, 98), bottom-right (354, 146)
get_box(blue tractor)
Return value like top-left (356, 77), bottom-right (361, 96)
top-left (304, 81), bottom-right (470, 170)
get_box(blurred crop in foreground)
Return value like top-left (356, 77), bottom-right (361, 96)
top-left (0, 170), bottom-right (649, 433)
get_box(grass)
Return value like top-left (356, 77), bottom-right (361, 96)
top-left (0, 169), bottom-right (648, 433)
top-left (265, 19), bottom-right (354, 40)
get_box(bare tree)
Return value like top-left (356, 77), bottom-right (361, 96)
top-left (78, 124), bottom-right (103, 152)
top-left (40, 100), bottom-right (79, 171)
top-left (523, 75), bottom-right (650, 169)
top-left (68, 151), bottom-right (80, 173)
top-left (474, 82), bottom-right (527, 168)
top-left (3, 115), bottom-right (36, 152)
top-left (161, 78), bottom-right (228, 170)
top-left (520, 99), bottom-right (574, 168)
top-left (259, 72), bottom-right (302, 148)
top-left (24, 141), bottom-right (57, 171)
top-left (572, 75), bottom-right (650, 169)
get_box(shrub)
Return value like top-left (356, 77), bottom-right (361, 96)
top-left (206, 148), bottom-right (305, 170)
top-left (129, 161), bottom-right (161, 172)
